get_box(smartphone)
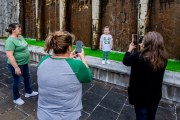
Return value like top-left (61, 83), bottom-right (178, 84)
top-left (132, 34), bottom-right (138, 45)
top-left (75, 41), bottom-right (83, 53)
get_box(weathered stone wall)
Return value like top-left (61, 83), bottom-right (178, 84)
top-left (23, 0), bottom-right (36, 38)
top-left (0, 0), bottom-right (180, 59)
top-left (0, 0), bottom-right (19, 37)
top-left (151, 0), bottom-right (180, 59)
top-left (67, 0), bottom-right (92, 47)
top-left (44, 0), bottom-right (60, 38)
top-left (101, 0), bottom-right (138, 51)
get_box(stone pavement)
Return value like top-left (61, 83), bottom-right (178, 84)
top-left (0, 52), bottom-right (180, 120)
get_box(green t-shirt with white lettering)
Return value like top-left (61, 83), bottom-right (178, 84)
top-left (5, 35), bottom-right (30, 65)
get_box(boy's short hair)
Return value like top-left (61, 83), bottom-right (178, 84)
top-left (104, 26), bottom-right (110, 30)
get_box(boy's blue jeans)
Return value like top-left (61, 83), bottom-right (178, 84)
top-left (7, 64), bottom-right (32, 100)
top-left (102, 51), bottom-right (109, 60)
top-left (134, 105), bottom-right (158, 120)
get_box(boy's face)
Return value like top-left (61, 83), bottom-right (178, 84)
top-left (104, 28), bottom-right (110, 35)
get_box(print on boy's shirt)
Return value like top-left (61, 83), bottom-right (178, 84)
top-left (103, 37), bottom-right (111, 44)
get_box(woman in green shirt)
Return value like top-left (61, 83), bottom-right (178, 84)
top-left (5, 23), bottom-right (38, 105)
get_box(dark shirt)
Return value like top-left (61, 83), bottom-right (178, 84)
top-left (123, 52), bottom-right (167, 106)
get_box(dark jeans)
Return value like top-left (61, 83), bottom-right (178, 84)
top-left (134, 105), bottom-right (158, 120)
top-left (102, 51), bottom-right (109, 60)
top-left (8, 64), bottom-right (32, 100)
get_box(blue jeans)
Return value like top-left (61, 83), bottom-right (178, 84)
top-left (102, 51), bottom-right (109, 60)
top-left (8, 64), bottom-right (32, 100)
top-left (134, 105), bottom-right (158, 120)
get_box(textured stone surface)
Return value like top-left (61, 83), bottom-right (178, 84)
top-left (0, 1), bottom-right (180, 58)
top-left (0, 52), bottom-right (179, 120)
top-left (0, 0), bottom-right (19, 37)
top-left (101, 0), bottom-right (138, 51)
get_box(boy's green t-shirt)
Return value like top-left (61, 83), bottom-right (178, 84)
top-left (5, 35), bottom-right (30, 65)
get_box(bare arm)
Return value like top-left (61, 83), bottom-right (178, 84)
top-left (78, 49), bottom-right (89, 68)
top-left (6, 51), bottom-right (21, 76)
top-left (110, 39), bottom-right (113, 49)
top-left (99, 41), bottom-right (102, 50)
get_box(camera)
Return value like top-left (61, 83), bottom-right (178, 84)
top-left (75, 41), bottom-right (83, 53)
top-left (132, 34), bottom-right (138, 45)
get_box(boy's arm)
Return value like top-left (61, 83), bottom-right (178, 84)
top-left (99, 41), bottom-right (102, 49)
top-left (99, 35), bottom-right (102, 50)
top-left (110, 35), bottom-right (113, 49)
top-left (110, 39), bottom-right (113, 49)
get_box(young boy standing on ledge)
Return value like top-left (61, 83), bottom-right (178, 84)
top-left (99, 26), bottom-right (113, 65)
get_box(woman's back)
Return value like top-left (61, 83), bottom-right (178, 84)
top-left (37, 56), bottom-right (91, 120)
top-left (123, 52), bottom-right (167, 105)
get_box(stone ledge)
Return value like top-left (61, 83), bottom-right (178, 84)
top-left (1, 39), bottom-right (180, 102)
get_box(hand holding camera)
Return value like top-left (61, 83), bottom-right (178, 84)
top-left (128, 34), bottom-right (138, 52)
top-left (74, 41), bottom-right (88, 67)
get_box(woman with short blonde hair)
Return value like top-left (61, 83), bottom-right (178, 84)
top-left (37, 31), bottom-right (92, 120)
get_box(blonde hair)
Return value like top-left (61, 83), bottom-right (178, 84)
top-left (44, 31), bottom-right (75, 54)
top-left (141, 31), bottom-right (167, 71)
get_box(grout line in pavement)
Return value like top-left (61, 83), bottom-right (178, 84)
top-left (175, 104), bottom-right (178, 120)
top-left (98, 104), bottom-right (120, 115)
top-left (116, 97), bottom-right (128, 120)
top-left (15, 106), bottom-right (30, 117)
top-left (86, 86), bottom-right (113, 119)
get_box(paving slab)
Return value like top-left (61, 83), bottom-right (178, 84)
top-left (0, 52), bottom-right (179, 120)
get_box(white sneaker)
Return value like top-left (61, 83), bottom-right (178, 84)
top-left (106, 60), bottom-right (110, 64)
top-left (13, 98), bottom-right (25, 105)
top-left (102, 60), bottom-right (105, 65)
top-left (25, 91), bottom-right (38, 98)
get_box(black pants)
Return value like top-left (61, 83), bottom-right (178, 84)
top-left (134, 105), bottom-right (158, 120)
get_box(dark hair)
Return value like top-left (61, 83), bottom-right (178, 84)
top-left (141, 31), bottom-right (167, 71)
top-left (44, 31), bottom-right (75, 54)
top-left (5, 23), bottom-right (21, 34)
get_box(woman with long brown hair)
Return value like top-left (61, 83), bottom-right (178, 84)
top-left (37, 31), bottom-right (92, 120)
top-left (123, 31), bottom-right (167, 120)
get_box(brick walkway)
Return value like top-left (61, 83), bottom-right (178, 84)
top-left (0, 52), bottom-right (180, 120)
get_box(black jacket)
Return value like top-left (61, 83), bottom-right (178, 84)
top-left (123, 52), bottom-right (167, 106)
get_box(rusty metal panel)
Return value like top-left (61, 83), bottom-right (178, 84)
top-left (101, 0), bottom-right (138, 51)
top-left (151, 0), bottom-right (180, 59)
top-left (68, 0), bottom-right (92, 47)
top-left (44, 0), bottom-right (60, 38)
top-left (24, 0), bottom-right (36, 38)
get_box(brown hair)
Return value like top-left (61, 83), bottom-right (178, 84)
top-left (141, 31), bottom-right (167, 71)
top-left (104, 26), bottom-right (110, 30)
top-left (44, 31), bottom-right (75, 54)
top-left (5, 23), bottom-right (21, 34)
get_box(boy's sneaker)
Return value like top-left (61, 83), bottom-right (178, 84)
top-left (102, 60), bottom-right (105, 65)
top-left (13, 98), bottom-right (25, 105)
top-left (25, 91), bottom-right (38, 98)
top-left (106, 60), bottom-right (110, 64)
